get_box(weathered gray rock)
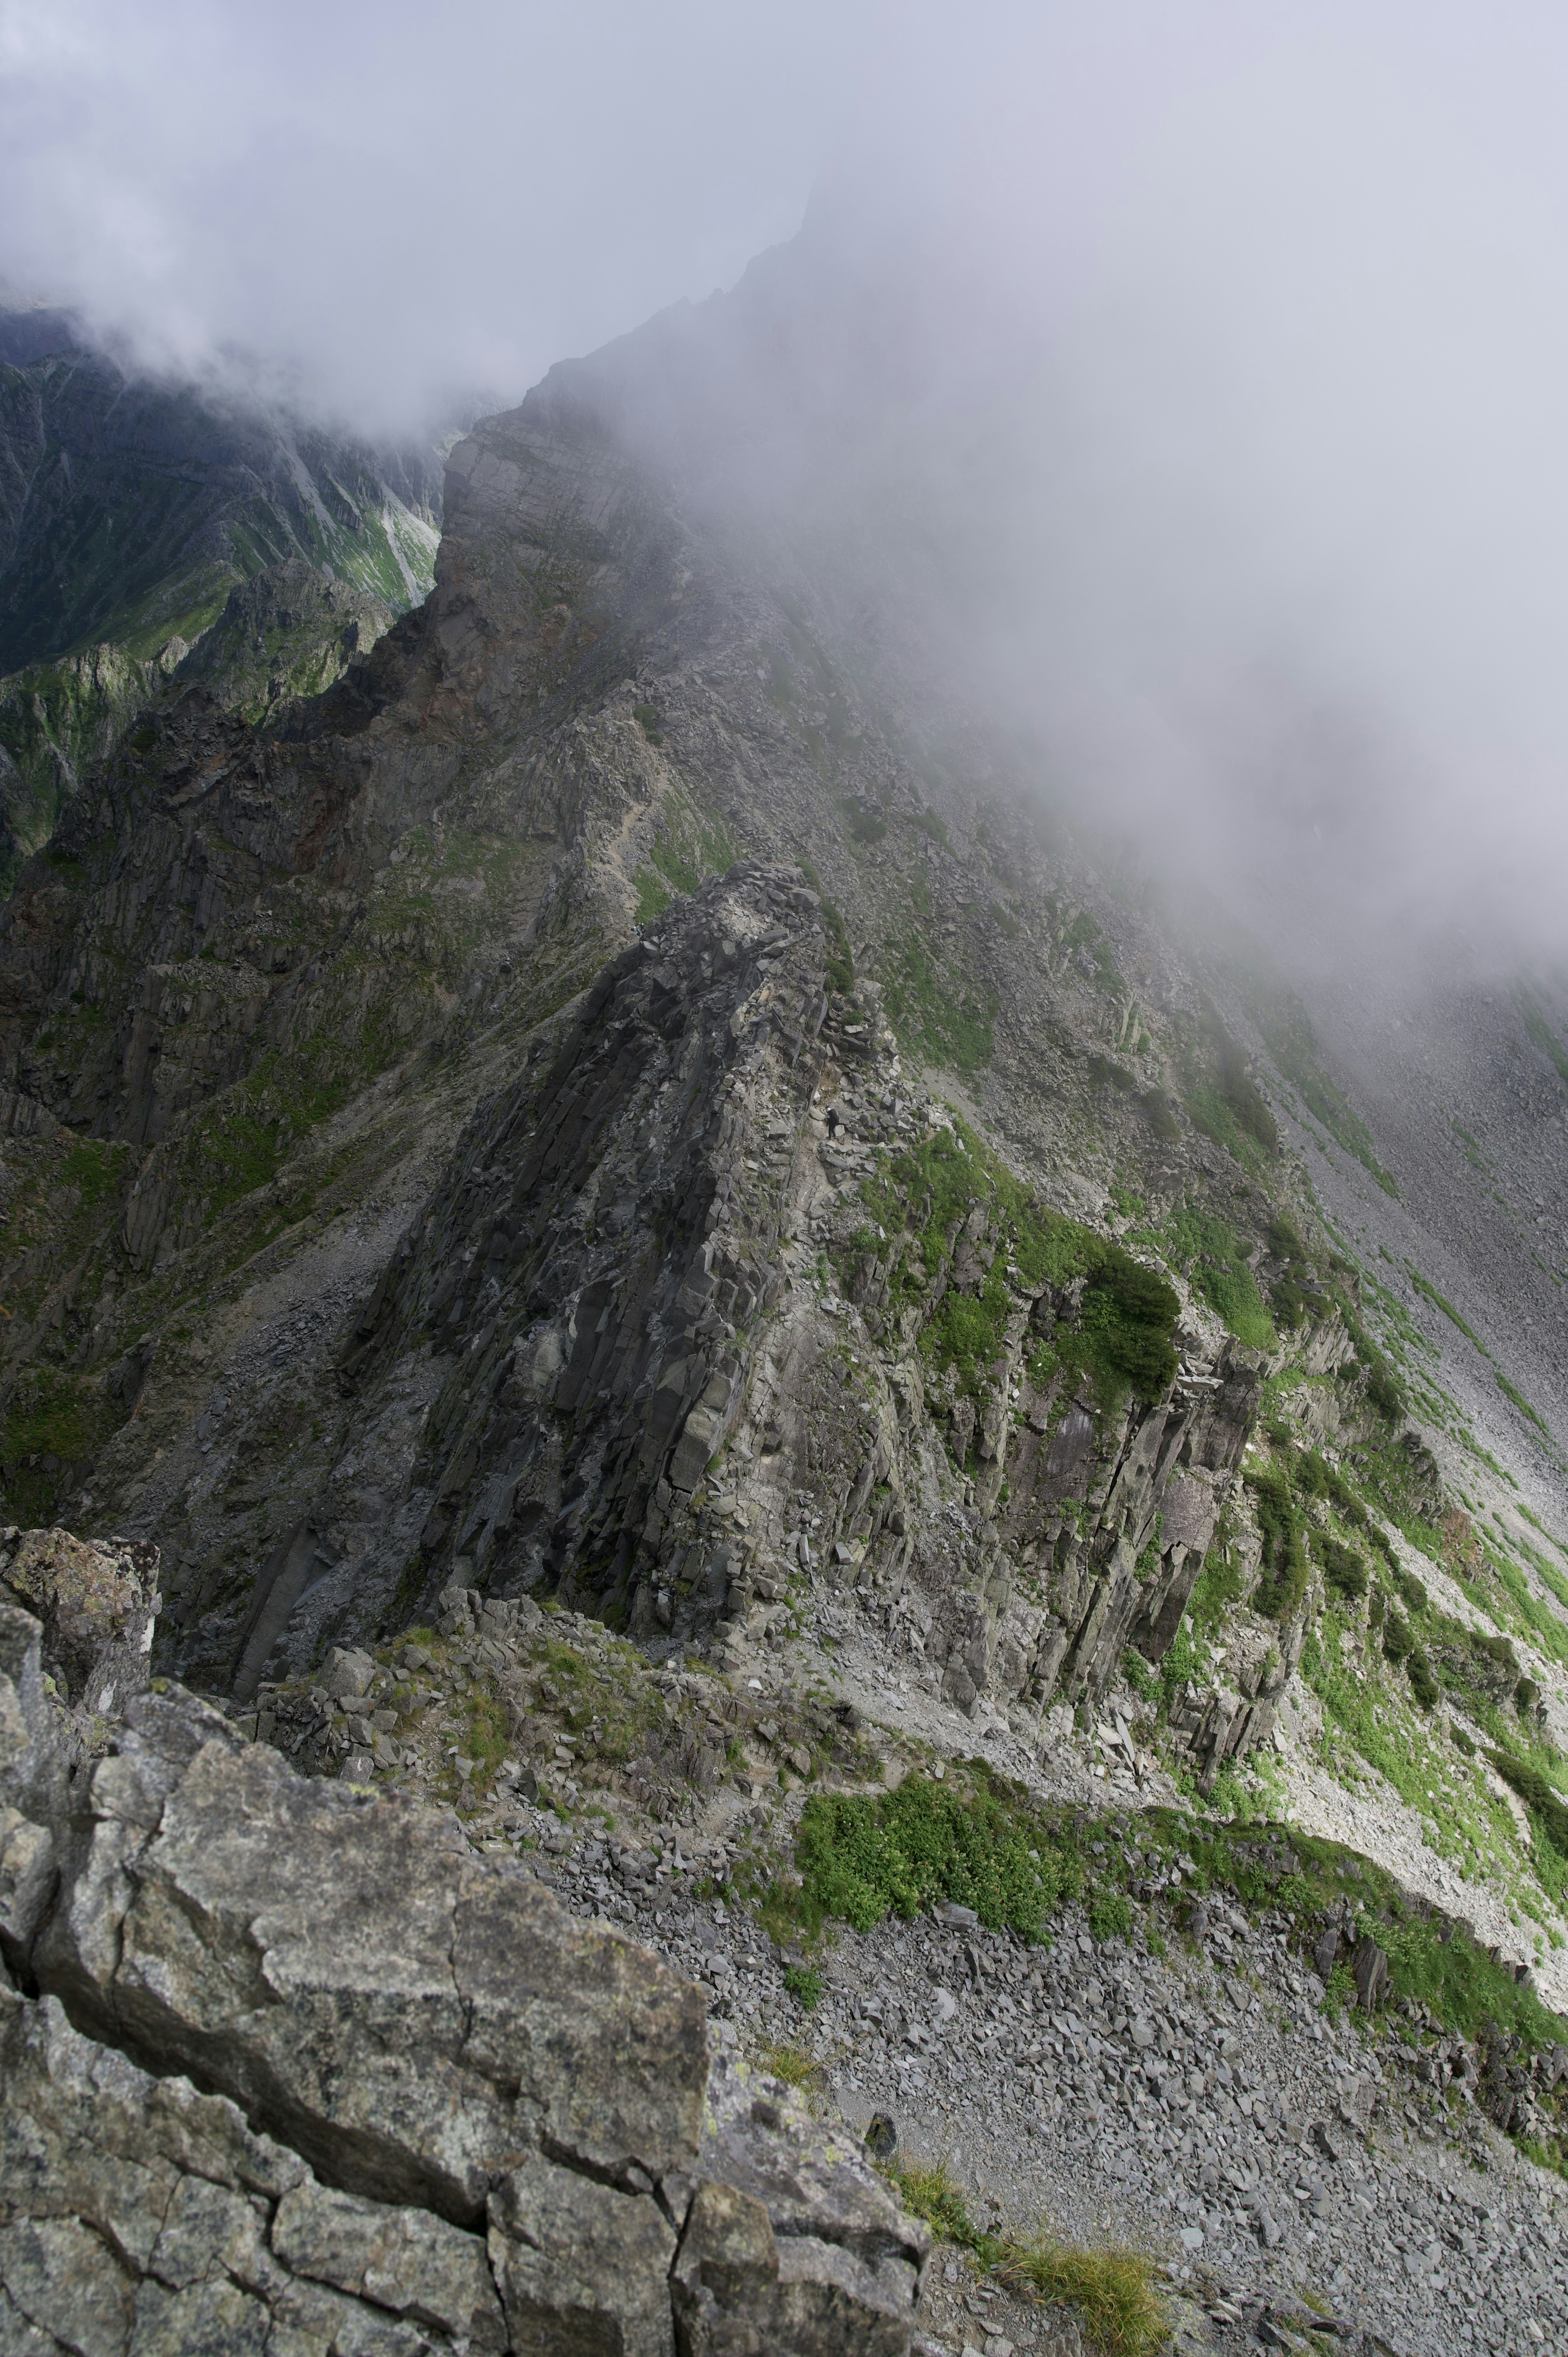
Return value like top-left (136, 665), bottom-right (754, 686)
top-left (671, 2058), bottom-right (927, 2355)
top-left (37, 1708), bottom-right (708, 2219)
top-left (0, 1525), bottom-right (160, 1721)
top-left (324, 1644), bottom-right (378, 1700)
top-left (489, 2156), bottom-right (676, 2355)
top-left (0, 1587), bottom-right (923, 2355)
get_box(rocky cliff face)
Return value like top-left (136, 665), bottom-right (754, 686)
top-left (0, 371), bottom-right (1352, 1751)
top-left (0, 1531), bottom-right (925, 2355)
top-left (3, 261), bottom-right (1568, 2288)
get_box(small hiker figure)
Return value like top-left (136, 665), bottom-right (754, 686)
top-left (825, 1106), bottom-right (841, 1139)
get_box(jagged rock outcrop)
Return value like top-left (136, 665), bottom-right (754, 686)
top-left (0, 309), bottom-right (443, 894)
top-left (188, 852), bottom-right (1270, 1781)
top-left (0, 270), bottom-right (1438, 1832)
top-left (320, 859), bottom-right (830, 1651)
top-left (172, 562), bottom-right (394, 727)
top-left (0, 1539), bottom-right (925, 2354)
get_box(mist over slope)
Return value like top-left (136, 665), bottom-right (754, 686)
top-left (7, 92), bottom-right (1568, 2340)
top-left (503, 225), bottom-right (1568, 1507)
top-left (0, 306), bottom-right (449, 887)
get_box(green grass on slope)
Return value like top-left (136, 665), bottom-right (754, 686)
top-left (1514, 983), bottom-right (1568, 1091)
top-left (760, 1768), bottom-right (1568, 2069)
top-left (1163, 1204), bottom-right (1275, 1349)
top-left (849, 1117), bottom-right (1179, 1413)
top-left (1251, 994), bottom-right (1400, 1196)
top-left (888, 2159), bottom-right (1168, 2357)
top-left (1408, 1265), bottom-right (1486, 1352)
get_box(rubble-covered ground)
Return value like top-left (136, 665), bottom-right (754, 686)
top-left (233, 1577), bottom-right (1568, 2356)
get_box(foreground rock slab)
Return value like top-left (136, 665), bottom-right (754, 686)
top-left (0, 1554), bottom-right (926, 2355)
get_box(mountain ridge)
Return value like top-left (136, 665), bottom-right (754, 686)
top-left (4, 264), bottom-right (1568, 2350)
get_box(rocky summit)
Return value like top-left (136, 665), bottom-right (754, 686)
top-left (4, 259), bottom-right (1568, 2354)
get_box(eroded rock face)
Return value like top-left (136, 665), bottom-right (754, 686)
top-left (327, 859), bottom-right (826, 1647)
top-left (0, 1570), bottom-right (924, 2355)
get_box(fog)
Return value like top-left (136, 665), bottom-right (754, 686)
top-left (7, 1), bottom-right (1568, 963)
top-left (0, 0), bottom-right (864, 426)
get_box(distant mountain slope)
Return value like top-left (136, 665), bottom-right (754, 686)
top-left (0, 319), bottom-right (440, 667)
top-left (0, 308), bottom-right (446, 885)
top-left (8, 239), bottom-right (1568, 2218)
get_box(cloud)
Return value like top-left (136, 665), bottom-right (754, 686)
top-left (0, 0), bottom-right (869, 430)
top-left (704, 2), bottom-right (1568, 970)
top-left (8, 0), bottom-right (1568, 962)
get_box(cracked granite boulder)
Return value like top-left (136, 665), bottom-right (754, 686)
top-left (0, 1571), bottom-right (925, 2355)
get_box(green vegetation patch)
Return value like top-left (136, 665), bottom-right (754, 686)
top-left (1496, 1370), bottom-right (1557, 1449)
top-left (1254, 995), bottom-right (1399, 1195)
top-left (850, 1118), bottom-right (1178, 1411)
top-left (644, 792), bottom-right (736, 905)
top-left (1514, 983), bottom-right (1568, 1092)
top-left (1262, 1215), bottom-right (1328, 1333)
top-left (772, 1766), bottom-right (1568, 2103)
top-left (192, 1024), bottom-right (386, 1217)
top-left (822, 899), bottom-right (854, 996)
top-left (1247, 1464), bottom-right (1310, 1621)
top-left (0, 1362), bottom-right (125, 1524)
top-left (1165, 1205), bottom-right (1275, 1349)
top-left (59, 1135), bottom-right (130, 1211)
top-left (1183, 1008), bottom-right (1278, 1166)
top-left (788, 1778), bottom-right (1087, 1942)
top-left (889, 2159), bottom-right (1167, 2357)
top-left (1408, 1265), bottom-right (1485, 1352)
top-left (1490, 1750), bottom-right (1568, 1860)
top-left (882, 932), bottom-right (995, 1071)
top-left (1057, 907), bottom-right (1125, 997)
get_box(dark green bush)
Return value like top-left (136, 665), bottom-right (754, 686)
top-left (1383, 1610), bottom-right (1414, 1664)
top-left (1408, 1649), bottom-right (1439, 1710)
top-left (790, 1779), bottom-right (1082, 1943)
top-left (1249, 1466), bottom-right (1310, 1620)
top-left (1320, 1537), bottom-right (1368, 1601)
top-left (1078, 1250), bottom-right (1180, 1401)
top-left (782, 1962), bottom-right (823, 2009)
top-left (820, 897), bottom-right (854, 995)
top-left (1489, 1750), bottom-right (1568, 1855)
top-left (1392, 1566), bottom-right (1429, 1616)
top-left (1087, 1891), bottom-right (1134, 1942)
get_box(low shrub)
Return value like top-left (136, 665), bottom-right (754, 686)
top-left (790, 1779), bottom-right (1082, 1942)
top-left (782, 1962), bottom-right (823, 2010)
top-left (888, 2160), bottom-right (1167, 2357)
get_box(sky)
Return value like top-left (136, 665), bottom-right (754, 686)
top-left (6, 1), bottom-right (1568, 964)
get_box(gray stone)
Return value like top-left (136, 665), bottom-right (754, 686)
top-left (1352, 1938), bottom-right (1390, 2012)
top-left (274, 2180), bottom-right (505, 2348)
top-left (325, 1646), bottom-right (378, 1701)
top-left (488, 2154), bottom-right (675, 2356)
top-left (0, 1526), bottom-right (160, 1720)
top-left (0, 1632), bottom-right (923, 2357)
top-left (673, 2176), bottom-right (915, 2357)
top-left (32, 1725), bottom-right (709, 2219)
